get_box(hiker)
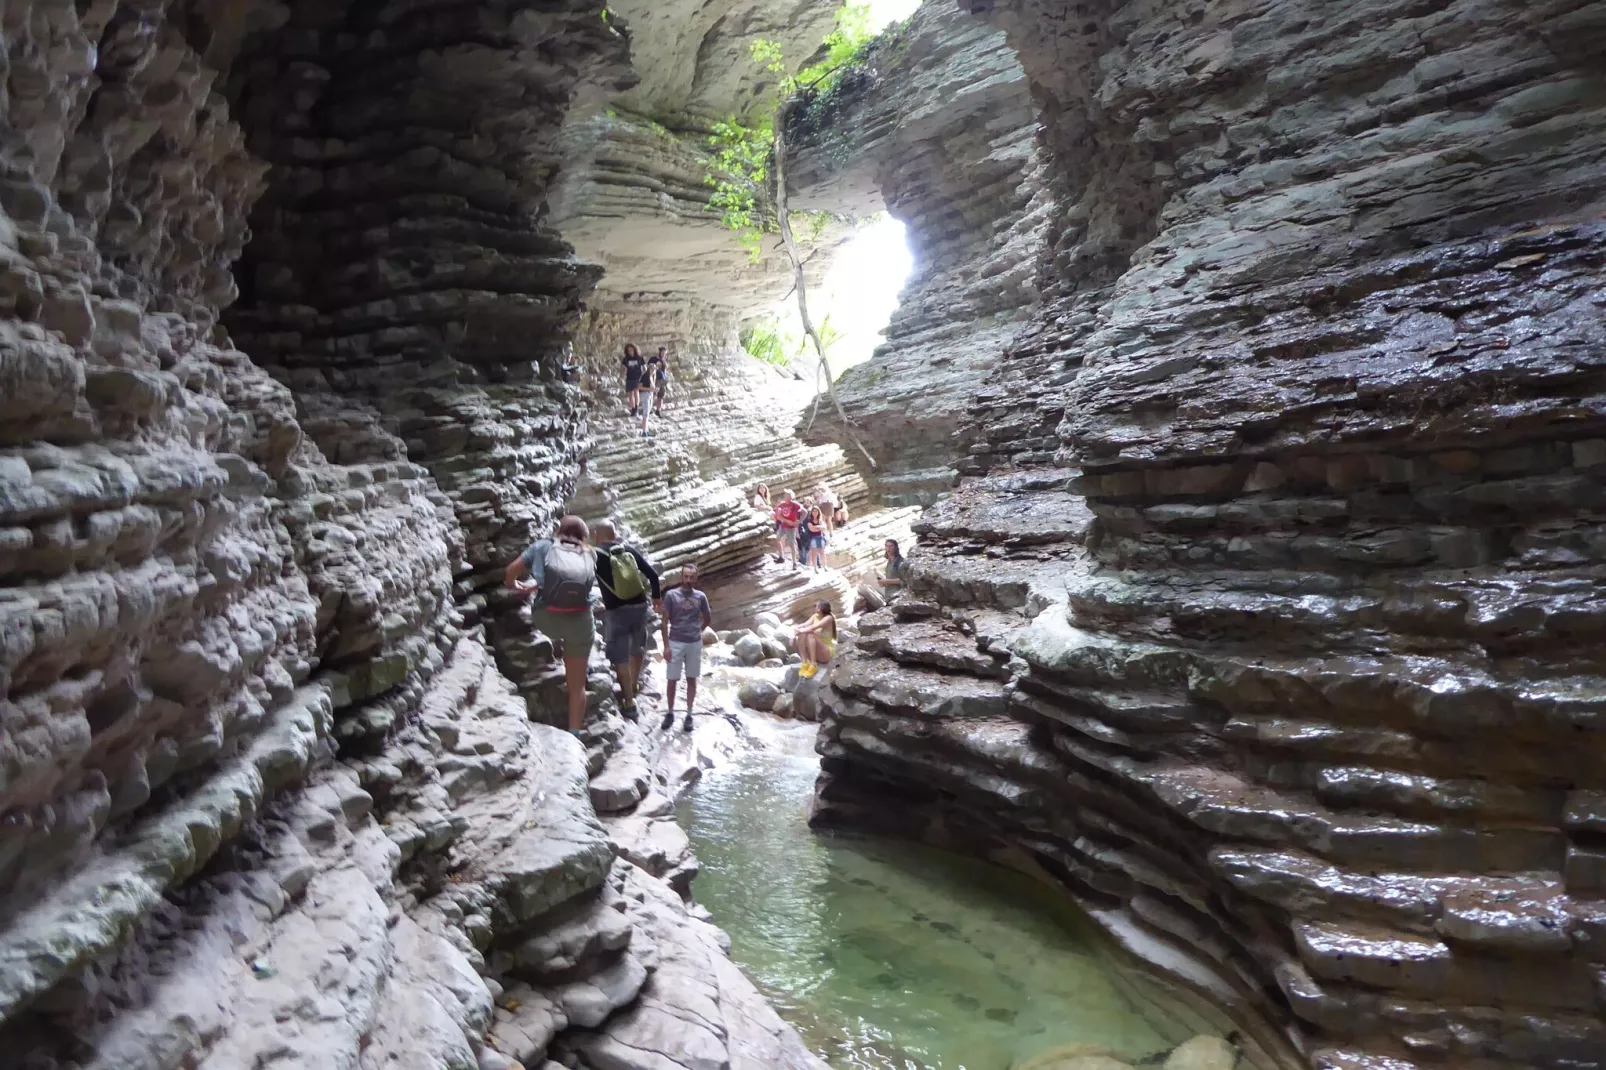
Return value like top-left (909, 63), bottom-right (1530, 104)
top-left (635, 348), bottom-right (661, 436)
top-left (831, 495), bottom-right (849, 530)
top-left (506, 515), bottom-right (595, 737)
top-left (622, 344), bottom-right (646, 417)
top-left (793, 599), bottom-right (837, 678)
top-left (651, 346), bottom-right (670, 414)
top-left (772, 489), bottom-right (802, 568)
top-left (591, 520), bottom-right (661, 721)
top-left (801, 504), bottom-right (828, 571)
top-left (796, 497), bottom-right (816, 563)
top-left (814, 483), bottom-right (838, 534)
top-left (660, 563), bottom-right (713, 732)
top-left (752, 483), bottom-right (771, 512)
top-left (856, 538), bottom-right (905, 613)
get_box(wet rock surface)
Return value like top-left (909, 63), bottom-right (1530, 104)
top-left (786, 1), bottom-right (1049, 503)
top-left (810, 1), bottom-right (1606, 1069)
top-left (0, 0), bottom-right (824, 1066)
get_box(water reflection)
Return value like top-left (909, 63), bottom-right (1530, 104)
top-left (678, 717), bottom-right (1176, 1069)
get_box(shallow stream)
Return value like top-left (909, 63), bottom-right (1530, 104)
top-left (677, 714), bottom-right (1184, 1069)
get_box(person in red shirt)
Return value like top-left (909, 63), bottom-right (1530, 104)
top-left (772, 489), bottom-right (803, 569)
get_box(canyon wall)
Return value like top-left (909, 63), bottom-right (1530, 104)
top-left (785, 1), bottom-right (1050, 504)
top-left (0, 2), bottom-right (821, 1067)
top-left (814, 2), bottom-right (1606, 1069)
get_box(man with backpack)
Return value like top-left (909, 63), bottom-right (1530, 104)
top-left (505, 515), bottom-right (596, 737)
top-left (590, 519), bottom-right (661, 720)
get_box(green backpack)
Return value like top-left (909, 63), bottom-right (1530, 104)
top-left (600, 546), bottom-right (648, 601)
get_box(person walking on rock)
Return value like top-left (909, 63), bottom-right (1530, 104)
top-left (651, 346), bottom-right (670, 414)
top-left (814, 483), bottom-right (838, 534)
top-left (506, 515), bottom-right (596, 737)
top-left (622, 343), bottom-right (646, 417)
top-left (794, 599), bottom-right (837, 678)
top-left (772, 489), bottom-right (802, 569)
top-left (660, 564), bottom-right (713, 732)
top-left (591, 519), bottom-right (661, 721)
top-left (640, 347), bottom-right (666, 437)
top-left (802, 504), bottom-right (828, 571)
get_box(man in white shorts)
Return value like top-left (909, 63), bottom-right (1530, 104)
top-left (660, 563), bottom-right (713, 732)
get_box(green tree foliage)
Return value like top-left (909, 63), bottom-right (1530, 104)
top-left (702, 3), bottom-right (879, 259)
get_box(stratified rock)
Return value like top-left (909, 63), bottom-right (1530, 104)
top-left (786, 2), bottom-right (1048, 503)
top-left (810, 1), bottom-right (1606, 1069)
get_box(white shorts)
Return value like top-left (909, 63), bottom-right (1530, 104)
top-left (665, 639), bottom-right (702, 681)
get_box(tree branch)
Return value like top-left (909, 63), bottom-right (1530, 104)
top-left (773, 122), bottom-right (877, 472)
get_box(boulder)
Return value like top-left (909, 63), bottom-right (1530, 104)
top-left (760, 638), bottom-right (788, 662)
top-left (732, 633), bottom-right (765, 667)
top-left (754, 612), bottom-right (782, 630)
top-left (1163, 1036), bottom-right (1237, 1070)
top-left (792, 674), bottom-right (825, 722)
top-left (772, 694), bottom-right (794, 719)
top-left (782, 665), bottom-right (801, 692)
top-left (701, 627), bottom-right (719, 646)
top-left (737, 680), bottom-right (781, 712)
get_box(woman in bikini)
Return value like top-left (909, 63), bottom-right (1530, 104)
top-left (793, 599), bottom-right (837, 678)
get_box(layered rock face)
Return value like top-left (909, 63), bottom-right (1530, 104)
top-left (785, 1), bottom-right (1049, 504)
top-left (0, 2), bottom-right (820, 1067)
top-left (815, 2), bottom-right (1606, 1069)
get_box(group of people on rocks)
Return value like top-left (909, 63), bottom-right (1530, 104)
top-left (621, 344), bottom-right (671, 438)
top-left (501, 479), bottom-right (907, 735)
top-left (504, 515), bottom-right (711, 737)
top-left (752, 483), bottom-right (849, 571)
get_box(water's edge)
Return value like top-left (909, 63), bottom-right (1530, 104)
top-left (676, 713), bottom-right (1190, 1069)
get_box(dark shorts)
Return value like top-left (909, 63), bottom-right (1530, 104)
top-left (603, 602), bottom-right (649, 664)
top-left (626, 376), bottom-right (643, 394)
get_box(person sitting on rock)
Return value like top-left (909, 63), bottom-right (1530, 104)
top-left (622, 343), bottom-right (646, 417)
top-left (802, 504), bottom-right (828, 571)
top-left (591, 519), bottom-right (661, 721)
top-left (794, 599), bottom-right (837, 678)
top-left (856, 538), bottom-right (906, 613)
top-left (831, 494), bottom-right (849, 531)
top-left (506, 515), bottom-right (596, 738)
top-left (651, 346), bottom-right (670, 413)
top-left (772, 489), bottom-right (803, 569)
top-left (660, 563), bottom-right (713, 732)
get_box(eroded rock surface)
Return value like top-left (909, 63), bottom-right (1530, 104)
top-left (0, 1), bottom-right (823, 1067)
top-left (785, 1), bottom-right (1049, 503)
top-left (813, 2), bottom-right (1606, 1069)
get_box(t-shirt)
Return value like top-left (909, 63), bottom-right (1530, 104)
top-left (622, 353), bottom-right (645, 386)
top-left (752, 493), bottom-right (769, 511)
top-left (594, 541), bottom-right (662, 609)
top-left (886, 554), bottom-right (904, 581)
top-left (773, 500), bottom-right (802, 528)
top-left (662, 586), bottom-right (711, 643)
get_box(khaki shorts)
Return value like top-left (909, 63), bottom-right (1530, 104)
top-left (532, 606), bottom-right (595, 657)
top-left (665, 639), bottom-right (702, 681)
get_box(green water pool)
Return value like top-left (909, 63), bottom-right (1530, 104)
top-left (677, 716), bottom-right (1181, 1069)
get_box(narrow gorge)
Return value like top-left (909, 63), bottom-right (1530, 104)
top-left (2, 2), bottom-right (1604, 1070)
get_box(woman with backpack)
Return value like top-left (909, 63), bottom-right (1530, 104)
top-left (506, 515), bottom-right (597, 737)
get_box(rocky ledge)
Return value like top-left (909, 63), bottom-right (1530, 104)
top-left (813, 1), bottom-right (1606, 1069)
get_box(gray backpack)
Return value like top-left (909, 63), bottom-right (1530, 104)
top-left (539, 540), bottom-right (596, 610)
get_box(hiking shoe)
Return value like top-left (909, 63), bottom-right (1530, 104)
top-left (682, 716), bottom-right (693, 732)
top-left (620, 702), bottom-right (637, 720)
top-left (660, 711), bottom-right (675, 731)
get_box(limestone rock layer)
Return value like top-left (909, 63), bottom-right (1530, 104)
top-left (0, 2), bottom-right (822, 1067)
top-left (813, 2), bottom-right (1606, 1068)
top-left (786, 0), bottom-right (1049, 504)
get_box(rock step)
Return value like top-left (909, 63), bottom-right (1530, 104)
top-left (855, 613), bottom-right (1014, 678)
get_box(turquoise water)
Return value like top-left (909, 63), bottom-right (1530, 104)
top-left (677, 717), bottom-right (1179, 1069)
